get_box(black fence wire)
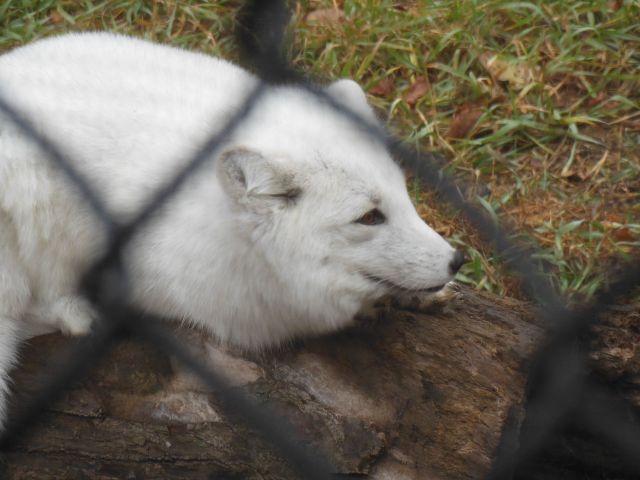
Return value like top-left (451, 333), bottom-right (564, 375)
top-left (0, 0), bottom-right (638, 478)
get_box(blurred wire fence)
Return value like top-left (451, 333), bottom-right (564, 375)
top-left (0, 1), bottom-right (638, 479)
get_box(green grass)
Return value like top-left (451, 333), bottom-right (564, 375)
top-left (1, 0), bottom-right (638, 300)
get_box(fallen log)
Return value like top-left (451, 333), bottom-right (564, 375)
top-left (4, 286), bottom-right (634, 479)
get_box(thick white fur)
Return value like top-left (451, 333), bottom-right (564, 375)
top-left (0, 33), bottom-right (457, 426)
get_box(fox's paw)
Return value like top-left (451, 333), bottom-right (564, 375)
top-left (392, 281), bottom-right (461, 314)
top-left (45, 296), bottom-right (97, 336)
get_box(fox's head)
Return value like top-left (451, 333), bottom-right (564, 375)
top-left (209, 79), bottom-right (463, 347)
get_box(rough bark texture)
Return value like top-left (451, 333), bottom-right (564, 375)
top-left (2, 287), bottom-right (637, 479)
top-left (513, 301), bottom-right (640, 480)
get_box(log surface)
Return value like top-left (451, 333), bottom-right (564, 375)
top-left (4, 286), bottom-right (552, 479)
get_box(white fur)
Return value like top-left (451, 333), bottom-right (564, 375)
top-left (0, 33), bottom-right (458, 426)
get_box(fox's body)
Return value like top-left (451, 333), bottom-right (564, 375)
top-left (0, 33), bottom-right (460, 426)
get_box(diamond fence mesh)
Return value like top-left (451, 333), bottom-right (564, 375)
top-left (0, 1), bottom-right (638, 479)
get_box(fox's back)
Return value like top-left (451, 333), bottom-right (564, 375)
top-left (0, 33), bottom-right (257, 214)
top-left (0, 33), bottom-right (258, 295)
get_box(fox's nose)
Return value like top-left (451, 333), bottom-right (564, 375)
top-left (448, 250), bottom-right (466, 275)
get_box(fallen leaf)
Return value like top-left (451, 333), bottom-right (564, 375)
top-left (50, 10), bottom-right (64, 24)
top-left (306, 8), bottom-right (345, 25)
top-left (369, 77), bottom-right (395, 97)
top-left (586, 91), bottom-right (607, 108)
top-left (405, 76), bottom-right (429, 105)
top-left (604, 213), bottom-right (626, 224)
top-left (392, 1), bottom-right (417, 11)
top-left (479, 52), bottom-right (537, 90)
top-left (560, 169), bottom-right (586, 182)
top-left (613, 227), bottom-right (636, 242)
top-left (608, 0), bottom-right (623, 11)
top-left (446, 104), bottom-right (483, 139)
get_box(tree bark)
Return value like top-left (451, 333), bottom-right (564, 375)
top-left (3, 286), bottom-right (635, 479)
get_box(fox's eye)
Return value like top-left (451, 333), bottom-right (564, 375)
top-left (356, 208), bottom-right (386, 226)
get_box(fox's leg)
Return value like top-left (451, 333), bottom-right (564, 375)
top-left (0, 230), bottom-right (32, 429)
top-left (0, 318), bottom-right (22, 430)
top-left (29, 296), bottom-right (96, 337)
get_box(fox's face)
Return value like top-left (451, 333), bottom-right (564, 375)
top-left (215, 80), bottom-right (462, 340)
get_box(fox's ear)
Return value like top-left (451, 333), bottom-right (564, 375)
top-left (326, 79), bottom-right (375, 120)
top-left (217, 147), bottom-right (301, 210)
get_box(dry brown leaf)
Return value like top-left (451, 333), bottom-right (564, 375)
top-left (369, 77), bottom-right (395, 97)
top-left (50, 10), bottom-right (64, 24)
top-left (608, 0), bottom-right (623, 11)
top-left (392, 1), bottom-right (418, 11)
top-left (560, 166), bottom-right (586, 182)
top-left (446, 104), bottom-right (483, 139)
top-left (613, 227), bottom-right (636, 242)
top-left (405, 76), bottom-right (429, 105)
top-left (561, 172), bottom-right (586, 182)
top-left (605, 213), bottom-right (626, 224)
top-left (306, 8), bottom-right (345, 25)
top-left (586, 91), bottom-right (608, 108)
top-left (479, 53), bottom-right (537, 90)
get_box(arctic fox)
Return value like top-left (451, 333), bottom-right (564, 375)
top-left (0, 33), bottom-right (463, 427)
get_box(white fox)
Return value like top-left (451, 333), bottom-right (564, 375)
top-left (0, 33), bottom-right (464, 427)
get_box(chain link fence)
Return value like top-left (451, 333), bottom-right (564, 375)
top-left (0, 1), bottom-right (638, 478)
